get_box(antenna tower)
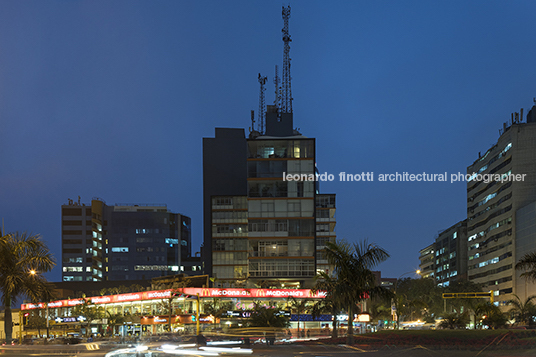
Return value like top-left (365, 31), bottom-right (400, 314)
top-left (258, 73), bottom-right (267, 134)
top-left (250, 110), bottom-right (255, 133)
top-left (281, 5), bottom-right (292, 114)
top-left (273, 65), bottom-right (281, 115)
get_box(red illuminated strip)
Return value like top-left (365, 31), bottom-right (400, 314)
top-left (21, 288), bottom-right (327, 310)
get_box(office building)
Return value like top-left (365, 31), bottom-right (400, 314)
top-left (315, 194), bottom-right (337, 275)
top-left (418, 243), bottom-right (435, 279)
top-left (466, 104), bottom-right (536, 306)
top-left (203, 119), bottom-right (336, 289)
top-left (202, 6), bottom-right (336, 288)
top-left (202, 128), bottom-right (248, 283)
top-left (61, 198), bottom-right (191, 282)
top-left (433, 220), bottom-right (467, 286)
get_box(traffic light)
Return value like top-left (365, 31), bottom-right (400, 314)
top-left (23, 313), bottom-right (29, 325)
top-left (191, 314), bottom-right (196, 322)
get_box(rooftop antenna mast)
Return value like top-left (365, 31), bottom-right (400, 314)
top-left (281, 5), bottom-right (292, 114)
top-left (250, 110), bottom-right (255, 133)
top-left (258, 73), bottom-right (267, 134)
top-left (273, 65), bottom-right (281, 118)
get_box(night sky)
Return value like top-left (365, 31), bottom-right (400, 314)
top-left (2, 1), bottom-right (536, 283)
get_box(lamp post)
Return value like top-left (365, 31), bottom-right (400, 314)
top-left (393, 270), bottom-right (420, 329)
top-left (28, 269), bottom-right (51, 342)
top-left (23, 269), bottom-right (38, 344)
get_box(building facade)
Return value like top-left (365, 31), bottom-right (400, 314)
top-left (21, 287), bottom-right (327, 337)
top-left (0, 309), bottom-right (22, 341)
top-left (514, 201), bottom-right (536, 303)
top-left (61, 198), bottom-right (191, 282)
top-left (246, 121), bottom-right (318, 288)
top-left (466, 105), bottom-right (536, 306)
top-left (203, 123), bottom-right (336, 289)
top-left (315, 194), bottom-right (337, 275)
top-left (433, 220), bottom-right (467, 286)
top-left (418, 243), bottom-right (435, 280)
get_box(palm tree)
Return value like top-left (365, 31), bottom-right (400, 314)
top-left (437, 311), bottom-right (470, 329)
top-left (312, 271), bottom-right (342, 338)
top-left (248, 302), bottom-right (289, 328)
top-left (368, 301), bottom-right (391, 327)
top-left (310, 297), bottom-right (337, 336)
top-left (475, 302), bottom-right (507, 329)
top-left (507, 294), bottom-right (536, 326)
top-left (287, 296), bottom-right (312, 338)
top-left (0, 231), bottom-right (55, 343)
top-left (516, 252), bottom-right (536, 281)
top-left (248, 302), bottom-right (289, 346)
top-left (203, 297), bottom-right (231, 323)
top-left (72, 298), bottom-right (104, 337)
top-left (323, 239), bottom-right (390, 345)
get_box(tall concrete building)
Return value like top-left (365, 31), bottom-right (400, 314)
top-left (418, 220), bottom-right (467, 285)
top-left (202, 128), bottom-right (248, 281)
top-left (433, 220), bottom-right (467, 286)
top-left (202, 5), bottom-right (336, 289)
top-left (62, 198), bottom-right (191, 282)
top-left (203, 112), bottom-right (336, 289)
top-left (418, 243), bottom-right (435, 279)
top-left (466, 104), bottom-right (536, 306)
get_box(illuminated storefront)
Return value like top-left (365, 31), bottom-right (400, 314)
top-left (21, 288), bottom-right (327, 336)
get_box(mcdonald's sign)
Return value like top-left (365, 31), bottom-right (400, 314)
top-left (20, 287), bottom-right (328, 312)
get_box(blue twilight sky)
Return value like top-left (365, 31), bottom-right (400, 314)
top-left (1, 1), bottom-right (536, 282)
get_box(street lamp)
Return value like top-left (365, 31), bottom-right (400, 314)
top-left (392, 270), bottom-right (420, 329)
top-left (28, 269), bottom-right (51, 341)
top-left (21, 269), bottom-right (38, 344)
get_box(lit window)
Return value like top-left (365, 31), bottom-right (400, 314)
top-left (112, 247), bottom-right (129, 253)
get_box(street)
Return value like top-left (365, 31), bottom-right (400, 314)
top-left (1, 343), bottom-right (536, 357)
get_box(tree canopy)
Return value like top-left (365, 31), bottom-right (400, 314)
top-left (516, 252), bottom-right (536, 282)
top-left (321, 239), bottom-right (390, 344)
top-left (0, 231), bottom-right (55, 343)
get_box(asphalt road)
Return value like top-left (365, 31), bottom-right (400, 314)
top-left (1, 344), bottom-right (536, 357)
top-left (252, 344), bottom-right (536, 357)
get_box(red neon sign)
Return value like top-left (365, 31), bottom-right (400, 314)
top-left (21, 287), bottom-right (327, 310)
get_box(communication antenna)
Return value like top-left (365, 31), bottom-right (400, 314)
top-left (250, 110), bottom-right (255, 133)
top-left (258, 73), bottom-right (267, 134)
top-left (281, 5), bottom-right (292, 114)
top-left (273, 65), bottom-right (281, 119)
